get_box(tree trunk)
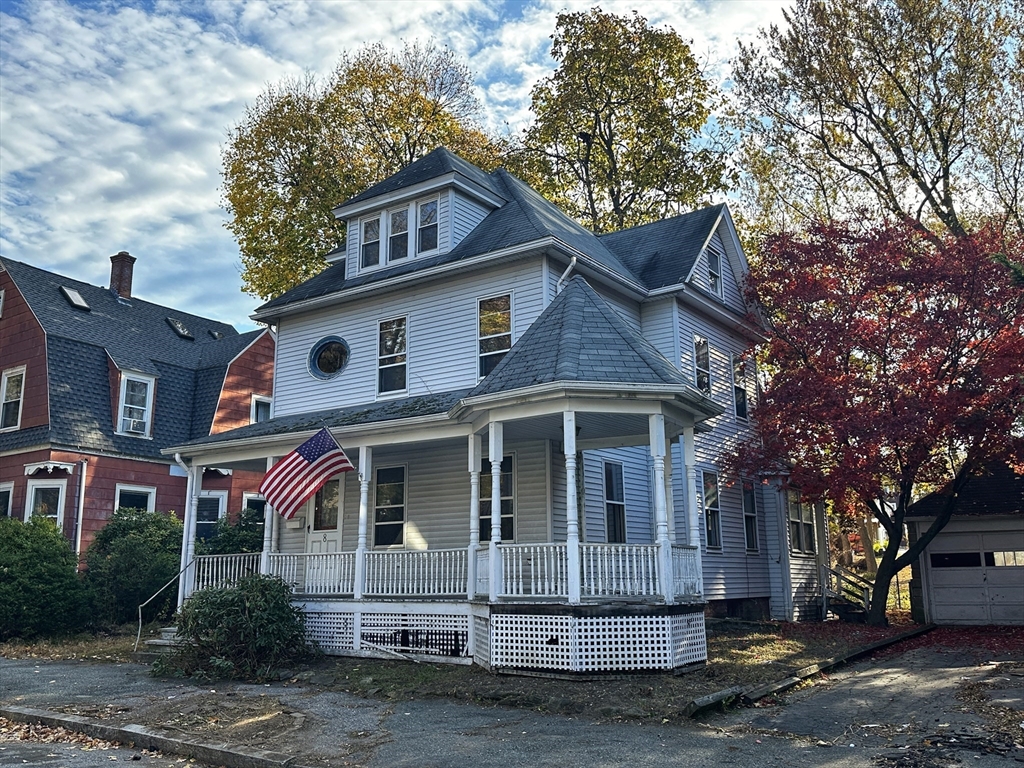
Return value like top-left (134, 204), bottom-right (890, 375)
top-left (860, 517), bottom-right (878, 574)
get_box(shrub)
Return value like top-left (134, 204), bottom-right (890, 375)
top-left (85, 508), bottom-right (183, 625)
top-left (0, 517), bottom-right (89, 639)
top-left (155, 574), bottom-right (309, 681)
top-left (195, 506), bottom-right (265, 555)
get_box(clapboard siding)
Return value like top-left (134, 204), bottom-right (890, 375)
top-left (640, 298), bottom-right (679, 367)
top-left (451, 190), bottom-right (490, 247)
top-left (550, 442), bottom-right (568, 542)
top-left (590, 283), bottom-right (641, 332)
top-left (273, 259), bottom-right (546, 416)
top-left (582, 447), bottom-right (653, 544)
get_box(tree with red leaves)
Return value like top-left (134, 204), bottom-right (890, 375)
top-left (736, 220), bottom-right (1024, 625)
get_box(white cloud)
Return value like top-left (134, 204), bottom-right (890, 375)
top-left (0, 0), bottom-right (786, 329)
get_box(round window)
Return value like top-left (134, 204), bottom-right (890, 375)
top-left (309, 337), bottom-right (350, 380)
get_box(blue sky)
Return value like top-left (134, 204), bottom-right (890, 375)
top-left (0, 0), bottom-right (787, 330)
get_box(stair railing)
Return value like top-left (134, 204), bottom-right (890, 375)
top-left (821, 564), bottom-right (874, 618)
top-left (134, 559), bottom-right (194, 653)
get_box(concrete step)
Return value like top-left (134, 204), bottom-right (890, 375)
top-left (158, 626), bottom-right (178, 641)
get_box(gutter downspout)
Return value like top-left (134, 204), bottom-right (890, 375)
top-left (555, 256), bottom-right (577, 294)
top-left (74, 459), bottom-right (88, 559)
top-left (174, 453), bottom-right (193, 609)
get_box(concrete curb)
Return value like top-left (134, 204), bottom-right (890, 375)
top-left (685, 623), bottom-right (936, 718)
top-left (0, 705), bottom-right (314, 768)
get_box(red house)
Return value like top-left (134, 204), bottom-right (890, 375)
top-left (0, 252), bottom-right (274, 559)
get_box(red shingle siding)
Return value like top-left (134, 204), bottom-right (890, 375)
top-left (211, 330), bottom-right (275, 435)
top-left (0, 270), bottom-right (49, 430)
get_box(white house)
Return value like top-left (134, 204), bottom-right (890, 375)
top-left (167, 149), bottom-right (827, 674)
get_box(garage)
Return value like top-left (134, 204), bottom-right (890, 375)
top-left (907, 464), bottom-right (1023, 626)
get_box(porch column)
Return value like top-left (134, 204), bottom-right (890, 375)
top-left (665, 436), bottom-right (677, 543)
top-left (355, 446), bottom-right (372, 600)
top-left (183, 464), bottom-right (204, 601)
top-left (649, 415), bottom-right (674, 604)
top-left (176, 464), bottom-right (195, 609)
top-left (683, 425), bottom-right (704, 595)
top-left (488, 422), bottom-right (503, 602)
top-left (260, 456), bottom-right (275, 576)
top-left (563, 411), bottom-right (581, 605)
top-left (467, 434), bottom-right (482, 600)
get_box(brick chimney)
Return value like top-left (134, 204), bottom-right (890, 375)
top-left (109, 251), bottom-right (136, 299)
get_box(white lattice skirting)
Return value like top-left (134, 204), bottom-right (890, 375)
top-left (301, 602), bottom-right (706, 673)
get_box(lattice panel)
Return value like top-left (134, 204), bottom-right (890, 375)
top-left (473, 615), bottom-right (491, 668)
top-left (670, 612), bottom-right (707, 667)
top-left (304, 611), bottom-right (355, 653)
top-left (574, 615), bottom-right (674, 672)
top-left (490, 614), bottom-right (574, 670)
top-left (360, 612), bottom-right (470, 657)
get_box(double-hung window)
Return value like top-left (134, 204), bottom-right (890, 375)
top-left (118, 373), bottom-right (154, 437)
top-left (115, 484), bottom-right (156, 513)
top-left (374, 466), bottom-right (405, 547)
top-left (0, 482), bottom-right (14, 518)
top-left (733, 354), bottom-right (749, 420)
top-left (389, 207), bottom-right (409, 260)
top-left (377, 317), bottom-right (407, 395)
top-left (1, 367), bottom-right (25, 431)
top-left (694, 337), bottom-right (711, 396)
top-left (26, 478), bottom-right (67, 528)
top-left (480, 455), bottom-right (514, 541)
top-left (478, 294), bottom-right (512, 377)
top-left (787, 490), bottom-right (816, 554)
top-left (707, 245), bottom-right (723, 297)
top-left (251, 395), bottom-right (272, 423)
top-left (196, 491), bottom-right (227, 541)
top-left (604, 461), bottom-right (626, 543)
top-left (702, 471), bottom-right (721, 549)
top-left (742, 480), bottom-right (758, 552)
top-left (417, 199), bottom-right (438, 253)
top-left (361, 217), bottom-right (381, 268)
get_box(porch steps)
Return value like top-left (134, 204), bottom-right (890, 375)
top-left (132, 627), bottom-right (181, 664)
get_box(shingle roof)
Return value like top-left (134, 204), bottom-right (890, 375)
top-left (177, 389), bottom-right (471, 449)
top-left (468, 276), bottom-right (703, 397)
top-left (0, 257), bottom-right (259, 458)
top-left (906, 463), bottom-right (1023, 518)
top-left (336, 147), bottom-right (506, 210)
top-left (598, 203), bottom-right (726, 290)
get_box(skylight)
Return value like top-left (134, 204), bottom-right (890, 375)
top-left (166, 317), bottom-right (194, 339)
top-left (60, 286), bottom-right (90, 310)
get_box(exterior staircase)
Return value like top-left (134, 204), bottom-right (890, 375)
top-left (131, 626), bottom-right (180, 663)
top-left (822, 565), bottom-right (874, 622)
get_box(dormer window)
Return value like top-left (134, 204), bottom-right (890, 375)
top-left (417, 199), bottom-right (438, 253)
top-left (707, 245), bottom-right (723, 297)
top-left (389, 208), bottom-right (409, 260)
top-left (361, 218), bottom-right (381, 268)
top-left (118, 372), bottom-right (155, 437)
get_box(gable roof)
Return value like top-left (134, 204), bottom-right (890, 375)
top-left (1, 257), bottom-right (263, 458)
top-left (468, 276), bottom-right (704, 397)
top-left (598, 203), bottom-right (726, 291)
top-left (906, 463), bottom-right (1023, 518)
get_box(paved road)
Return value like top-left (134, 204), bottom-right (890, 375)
top-left (2, 641), bottom-right (1022, 768)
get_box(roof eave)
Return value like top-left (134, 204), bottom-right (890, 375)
top-left (333, 172), bottom-right (506, 220)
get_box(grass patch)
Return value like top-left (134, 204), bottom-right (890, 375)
top-left (0, 623), bottom-right (159, 663)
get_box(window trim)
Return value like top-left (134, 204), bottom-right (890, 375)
top-left (603, 459), bottom-right (626, 544)
top-left (25, 477), bottom-right (67, 528)
top-left (360, 215), bottom-right (381, 269)
top-left (477, 292), bottom-right (513, 380)
top-left (707, 244), bottom-right (724, 297)
top-left (787, 489), bottom-right (816, 555)
top-left (742, 479), bottom-right (759, 553)
top-left (416, 196), bottom-right (440, 256)
top-left (480, 453), bottom-right (516, 543)
top-left (373, 464), bottom-right (407, 549)
top-left (0, 481), bottom-right (14, 518)
top-left (0, 288), bottom-right (6, 317)
top-left (702, 470), bottom-right (722, 550)
top-left (732, 353), bottom-right (749, 421)
top-left (116, 371), bottom-right (155, 438)
top-left (377, 316), bottom-right (408, 398)
top-left (357, 195), bottom-right (440, 273)
top-left (114, 483), bottom-right (156, 513)
top-left (196, 490), bottom-right (228, 541)
top-left (242, 492), bottom-right (266, 515)
top-left (250, 394), bottom-right (272, 424)
top-left (693, 336), bottom-right (711, 396)
top-left (1, 365), bottom-right (26, 432)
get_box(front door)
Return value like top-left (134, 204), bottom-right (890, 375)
top-left (306, 478), bottom-right (343, 553)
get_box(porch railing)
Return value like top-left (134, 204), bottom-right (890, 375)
top-left (193, 553), bottom-right (260, 592)
top-left (269, 552), bottom-right (356, 595)
top-left (364, 548), bottom-right (468, 596)
top-left (580, 543), bottom-right (660, 597)
top-left (498, 543), bottom-right (569, 597)
top-left (671, 544), bottom-right (701, 598)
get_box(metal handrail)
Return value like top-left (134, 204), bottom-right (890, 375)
top-left (133, 559), bottom-right (193, 653)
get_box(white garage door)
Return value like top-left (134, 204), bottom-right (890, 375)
top-left (925, 527), bottom-right (1024, 625)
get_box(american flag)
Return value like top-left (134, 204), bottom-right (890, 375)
top-left (259, 428), bottom-right (354, 519)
